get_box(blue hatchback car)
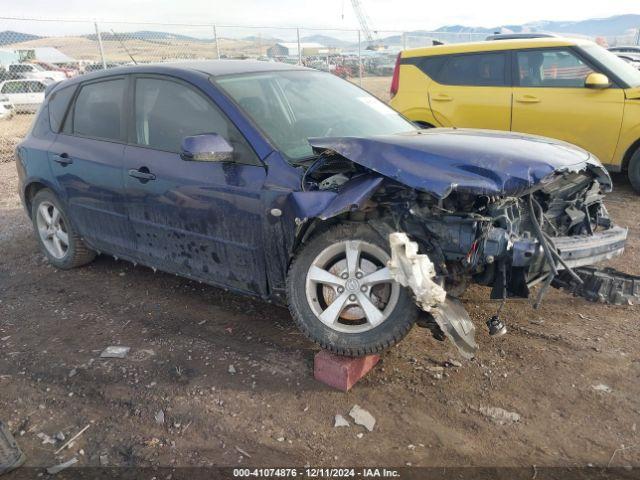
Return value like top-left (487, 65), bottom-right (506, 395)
top-left (16, 60), bottom-right (628, 357)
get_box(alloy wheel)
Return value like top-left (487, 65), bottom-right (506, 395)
top-left (305, 240), bottom-right (400, 333)
top-left (35, 201), bottom-right (69, 259)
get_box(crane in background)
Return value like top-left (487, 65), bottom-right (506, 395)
top-left (345, 0), bottom-right (385, 50)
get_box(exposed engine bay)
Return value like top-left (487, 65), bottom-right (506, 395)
top-left (300, 141), bottom-right (637, 357)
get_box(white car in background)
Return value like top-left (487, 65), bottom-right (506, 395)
top-left (0, 80), bottom-right (46, 113)
top-left (8, 63), bottom-right (66, 82)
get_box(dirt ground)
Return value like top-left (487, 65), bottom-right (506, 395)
top-left (1, 85), bottom-right (640, 472)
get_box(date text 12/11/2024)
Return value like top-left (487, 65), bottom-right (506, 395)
top-left (232, 468), bottom-right (401, 478)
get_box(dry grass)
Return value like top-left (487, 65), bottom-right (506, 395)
top-left (0, 114), bottom-right (33, 162)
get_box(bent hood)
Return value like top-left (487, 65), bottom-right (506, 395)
top-left (309, 129), bottom-right (611, 199)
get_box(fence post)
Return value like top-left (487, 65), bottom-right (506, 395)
top-left (358, 29), bottom-right (362, 87)
top-left (402, 32), bottom-right (406, 50)
top-left (94, 22), bottom-right (107, 70)
top-left (636, 28), bottom-right (640, 46)
top-left (296, 28), bottom-right (302, 65)
top-left (213, 25), bottom-right (221, 59)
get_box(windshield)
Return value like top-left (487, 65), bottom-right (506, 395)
top-left (215, 70), bottom-right (416, 160)
top-left (581, 44), bottom-right (640, 87)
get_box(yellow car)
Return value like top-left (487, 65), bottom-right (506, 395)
top-left (389, 37), bottom-right (640, 192)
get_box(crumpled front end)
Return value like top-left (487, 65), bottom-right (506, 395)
top-left (300, 131), bottom-right (636, 356)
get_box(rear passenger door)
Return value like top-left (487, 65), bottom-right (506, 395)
top-left (48, 77), bottom-right (136, 257)
top-left (123, 75), bottom-right (268, 295)
top-left (428, 51), bottom-right (512, 130)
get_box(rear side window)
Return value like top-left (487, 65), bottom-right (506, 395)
top-left (48, 84), bottom-right (76, 133)
top-left (403, 55), bottom-right (448, 80)
top-left (72, 78), bottom-right (125, 141)
top-left (516, 49), bottom-right (594, 87)
top-left (438, 52), bottom-right (507, 86)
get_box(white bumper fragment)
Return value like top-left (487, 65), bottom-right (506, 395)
top-left (388, 232), bottom-right (447, 312)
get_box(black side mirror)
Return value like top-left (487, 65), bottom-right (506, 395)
top-left (180, 133), bottom-right (234, 162)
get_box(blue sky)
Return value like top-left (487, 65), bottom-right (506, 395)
top-left (2, 0), bottom-right (639, 35)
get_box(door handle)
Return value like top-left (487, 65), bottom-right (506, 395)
top-left (52, 153), bottom-right (73, 165)
top-left (515, 95), bottom-right (541, 104)
top-left (128, 168), bottom-right (156, 182)
top-left (431, 93), bottom-right (453, 102)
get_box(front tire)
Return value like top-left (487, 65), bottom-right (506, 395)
top-left (628, 149), bottom-right (640, 194)
top-left (31, 189), bottom-right (96, 269)
top-left (287, 223), bottom-right (418, 356)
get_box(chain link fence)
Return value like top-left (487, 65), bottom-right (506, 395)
top-left (0, 16), bottom-right (633, 162)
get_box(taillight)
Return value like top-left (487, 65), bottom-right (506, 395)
top-left (390, 53), bottom-right (401, 98)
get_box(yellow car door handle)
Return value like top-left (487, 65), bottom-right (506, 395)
top-left (516, 95), bottom-right (541, 104)
top-left (432, 93), bottom-right (453, 102)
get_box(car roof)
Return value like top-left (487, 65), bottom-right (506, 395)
top-left (402, 37), bottom-right (595, 58)
top-left (74, 59), bottom-right (311, 82)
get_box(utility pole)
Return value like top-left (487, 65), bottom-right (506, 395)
top-left (94, 22), bottom-right (107, 70)
top-left (357, 29), bottom-right (362, 86)
top-left (213, 25), bottom-right (221, 59)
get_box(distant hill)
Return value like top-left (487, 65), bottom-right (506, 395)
top-left (0, 30), bottom-right (41, 46)
top-left (83, 31), bottom-right (207, 42)
top-left (242, 35), bottom-right (282, 43)
top-left (529, 14), bottom-right (640, 36)
top-left (437, 14), bottom-right (640, 37)
top-left (300, 34), bottom-right (351, 48)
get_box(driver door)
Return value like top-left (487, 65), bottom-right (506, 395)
top-left (123, 75), bottom-right (268, 295)
top-left (511, 48), bottom-right (625, 164)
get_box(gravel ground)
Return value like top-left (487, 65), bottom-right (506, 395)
top-left (1, 80), bottom-right (639, 471)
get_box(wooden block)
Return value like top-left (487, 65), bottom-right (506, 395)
top-left (314, 350), bottom-right (380, 391)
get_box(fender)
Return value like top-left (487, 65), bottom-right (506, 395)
top-left (288, 173), bottom-right (385, 221)
top-left (613, 92), bottom-right (640, 169)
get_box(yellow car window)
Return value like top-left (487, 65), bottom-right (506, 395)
top-left (517, 49), bottom-right (593, 88)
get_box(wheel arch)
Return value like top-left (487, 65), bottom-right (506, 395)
top-left (24, 180), bottom-right (53, 218)
top-left (622, 137), bottom-right (640, 171)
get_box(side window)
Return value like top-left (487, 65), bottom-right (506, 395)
top-left (405, 55), bottom-right (448, 80)
top-left (2, 82), bottom-right (25, 94)
top-left (49, 84), bottom-right (77, 133)
top-left (517, 49), bottom-right (594, 87)
top-left (133, 77), bottom-right (259, 164)
top-left (437, 52), bottom-right (507, 86)
top-left (72, 78), bottom-right (125, 141)
top-left (29, 81), bottom-right (46, 93)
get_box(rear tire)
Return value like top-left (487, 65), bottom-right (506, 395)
top-left (628, 149), bottom-right (640, 194)
top-left (287, 223), bottom-right (418, 356)
top-left (31, 189), bottom-right (96, 269)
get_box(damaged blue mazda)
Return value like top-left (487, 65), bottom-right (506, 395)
top-left (16, 60), bottom-right (637, 358)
